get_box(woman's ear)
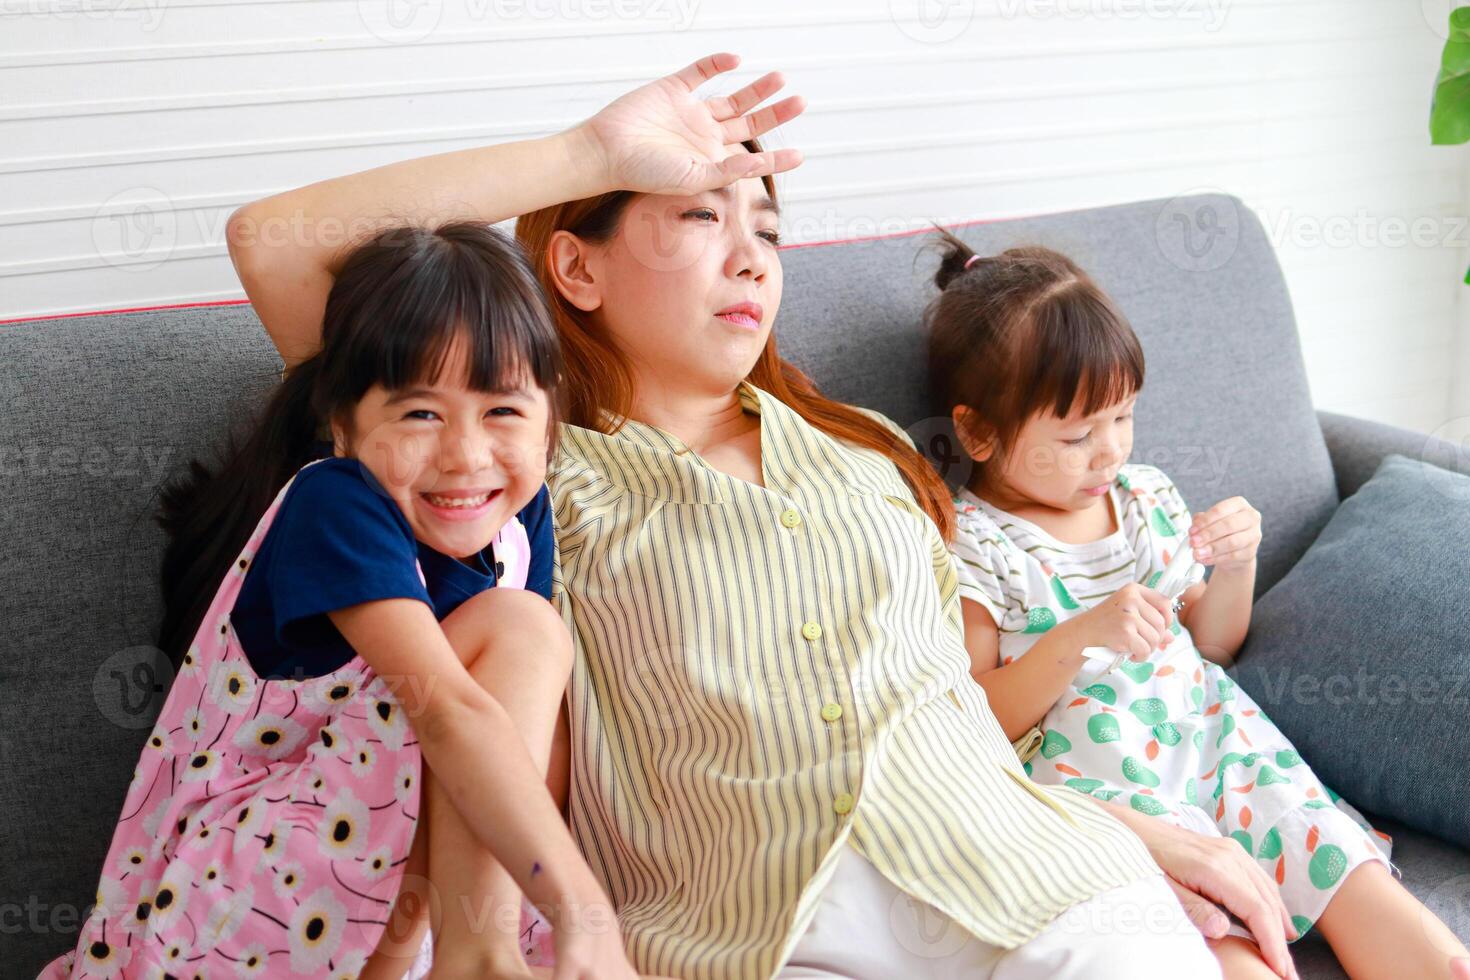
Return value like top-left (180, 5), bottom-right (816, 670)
top-left (546, 229), bottom-right (602, 313)
top-left (952, 406), bottom-right (996, 463)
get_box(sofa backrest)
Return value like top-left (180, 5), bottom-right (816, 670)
top-left (0, 193), bottom-right (1337, 974)
top-left (776, 192), bottom-right (1336, 586)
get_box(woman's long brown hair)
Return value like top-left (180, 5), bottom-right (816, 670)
top-left (514, 139), bottom-right (955, 541)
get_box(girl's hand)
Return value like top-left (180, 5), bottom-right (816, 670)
top-left (576, 52), bottom-right (806, 196)
top-left (1069, 582), bottom-right (1175, 662)
top-left (549, 894), bottom-right (641, 980)
top-left (1188, 497), bottom-right (1261, 570)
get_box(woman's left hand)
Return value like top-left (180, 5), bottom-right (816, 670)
top-left (1189, 496), bottom-right (1261, 570)
top-left (1139, 817), bottom-right (1300, 980)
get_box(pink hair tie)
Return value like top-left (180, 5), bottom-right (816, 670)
top-left (964, 254), bottom-right (982, 270)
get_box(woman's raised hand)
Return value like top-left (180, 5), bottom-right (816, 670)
top-left (576, 52), bottom-right (806, 196)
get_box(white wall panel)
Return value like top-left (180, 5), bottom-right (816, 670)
top-left (3, 0), bottom-right (1467, 432)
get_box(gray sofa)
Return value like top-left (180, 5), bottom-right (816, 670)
top-left (3, 193), bottom-right (1467, 978)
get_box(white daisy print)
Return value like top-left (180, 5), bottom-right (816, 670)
top-left (160, 934), bottom-right (193, 969)
top-left (254, 820), bottom-right (290, 873)
top-left (272, 861), bottom-right (307, 901)
top-left (140, 801), bottom-right (169, 839)
top-left (145, 861), bottom-right (194, 934)
top-left (205, 659), bottom-right (256, 715)
top-left (348, 741), bottom-right (377, 779)
top-left (233, 941), bottom-right (270, 978)
top-left (199, 859), bottom-right (227, 892)
top-left (393, 763), bottom-right (416, 806)
top-left (197, 884), bottom-right (252, 952)
top-left (114, 845), bottom-right (148, 877)
top-left (231, 799), bottom-right (269, 856)
top-left (143, 726), bottom-right (172, 756)
top-left (78, 933), bottom-right (132, 978)
top-left (360, 845), bottom-right (393, 883)
top-left (91, 874), bottom-right (128, 922)
top-left (180, 748), bottom-right (224, 784)
top-left (303, 675), bottom-right (359, 714)
top-left (232, 714), bottom-right (308, 761)
top-left (180, 706), bottom-right (206, 743)
top-left (366, 694), bottom-right (409, 752)
top-left (318, 786), bottom-right (371, 860)
top-left (314, 723), bottom-right (347, 758)
top-left (179, 644), bottom-right (201, 678)
top-left (287, 886), bottom-right (348, 974)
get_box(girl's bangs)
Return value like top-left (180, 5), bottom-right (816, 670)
top-left (1015, 289), bottom-right (1145, 422)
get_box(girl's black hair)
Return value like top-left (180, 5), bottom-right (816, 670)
top-left (923, 226), bottom-right (1145, 490)
top-left (156, 221), bottom-right (562, 666)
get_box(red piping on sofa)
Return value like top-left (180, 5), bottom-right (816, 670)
top-left (0, 212), bottom-right (1026, 326)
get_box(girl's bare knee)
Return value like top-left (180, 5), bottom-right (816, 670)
top-left (441, 589), bottom-right (570, 674)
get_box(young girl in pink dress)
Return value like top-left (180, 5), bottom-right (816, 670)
top-left (38, 222), bottom-right (652, 980)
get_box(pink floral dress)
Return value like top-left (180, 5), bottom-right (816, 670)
top-left (39, 459), bottom-right (555, 978)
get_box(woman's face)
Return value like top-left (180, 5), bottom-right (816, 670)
top-left (332, 336), bottom-right (551, 560)
top-left (561, 147), bottom-right (784, 400)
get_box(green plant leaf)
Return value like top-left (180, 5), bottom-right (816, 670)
top-left (1430, 8), bottom-right (1470, 144)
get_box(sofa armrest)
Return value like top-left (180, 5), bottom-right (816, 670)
top-left (1317, 410), bottom-right (1470, 499)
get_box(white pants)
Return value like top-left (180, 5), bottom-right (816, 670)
top-left (776, 842), bottom-right (1223, 980)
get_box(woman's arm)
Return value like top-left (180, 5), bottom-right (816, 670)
top-left (1093, 797), bottom-right (1301, 980)
top-left (226, 129), bottom-right (608, 368)
top-left (227, 52), bottom-right (805, 369)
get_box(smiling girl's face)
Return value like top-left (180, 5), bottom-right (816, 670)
top-left (331, 334), bottom-right (551, 560)
top-left (556, 145), bottom-right (784, 400)
top-left (963, 392), bottom-right (1138, 517)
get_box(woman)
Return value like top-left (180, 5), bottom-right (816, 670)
top-left (230, 54), bottom-right (1307, 980)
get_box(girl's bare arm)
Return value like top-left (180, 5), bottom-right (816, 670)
top-left (329, 598), bottom-right (607, 923)
top-left (961, 598), bottom-right (1088, 741)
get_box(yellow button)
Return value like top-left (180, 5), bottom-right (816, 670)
top-left (833, 793), bottom-right (855, 815)
top-left (820, 702), bottom-right (843, 722)
top-left (801, 622), bottom-right (823, 641)
top-left (780, 509), bottom-right (802, 528)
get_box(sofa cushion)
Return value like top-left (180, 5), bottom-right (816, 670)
top-left (1230, 454), bottom-right (1470, 849)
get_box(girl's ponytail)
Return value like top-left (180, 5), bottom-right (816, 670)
top-left (156, 355), bottom-right (325, 666)
top-left (929, 225), bottom-right (980, 292)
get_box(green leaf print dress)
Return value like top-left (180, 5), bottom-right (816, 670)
top-left (950, 464), bottom-right (1396, 943)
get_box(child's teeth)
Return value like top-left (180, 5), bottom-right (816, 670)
top-left (427, 493), bottom-right (491, 508)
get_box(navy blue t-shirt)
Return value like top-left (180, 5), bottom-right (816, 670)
top-left (232, 455), bottom-right (554, 680)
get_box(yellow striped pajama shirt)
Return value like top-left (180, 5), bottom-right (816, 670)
top-left (548, 381), bottom-right (1162, 980)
